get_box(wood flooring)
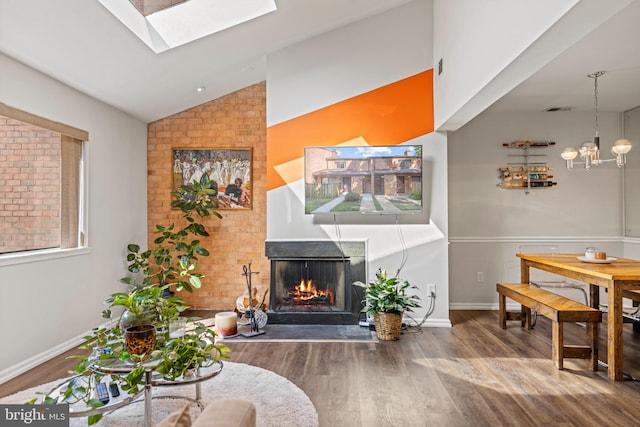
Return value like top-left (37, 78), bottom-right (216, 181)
top-left (2, 310), bottom-right (640, 426)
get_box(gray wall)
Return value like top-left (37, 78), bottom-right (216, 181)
top-left (448, 110), bottom-right (625, 308)
top-left (0, 53), bottom-right (148, 380)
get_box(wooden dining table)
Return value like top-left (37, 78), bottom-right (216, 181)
top-left (518, 253), bottom-right (640, 381)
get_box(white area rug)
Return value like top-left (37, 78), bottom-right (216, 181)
top-left (0, 362), bottom-right (318, 427)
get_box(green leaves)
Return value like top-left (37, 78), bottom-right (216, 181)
top-left (30, 174), bottom-right (227, 426)
top-left (171, 172), bottom-right (222, 219)
top-left (121, 180), bottom-right (216, 293)
top-left (152, 322), bottom-right (230, 381)
top-left (354, 268), bottom-right (421, 317)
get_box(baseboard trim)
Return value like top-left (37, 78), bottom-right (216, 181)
top-left (404, 318), bottom-right (452, 328)
top-left (0, 318), bottom-right (117, 385)
top-left (450, 303), bottom-right (516, 311)
top-left (0, 335), bottom-right (84, 385)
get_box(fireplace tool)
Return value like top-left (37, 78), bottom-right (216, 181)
top-left (241, 263), bottom-right (266, 337)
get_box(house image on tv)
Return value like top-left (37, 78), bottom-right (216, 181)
top-left (304, 146), bottom-right (422, 214)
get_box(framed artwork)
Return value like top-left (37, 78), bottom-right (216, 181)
top-left (172, 148), bottom-right (252, 210)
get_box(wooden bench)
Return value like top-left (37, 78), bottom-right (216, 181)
top-left (623, 289), bottom-right (640, 332)
top-left (497, 283), bottom-right (602, 370)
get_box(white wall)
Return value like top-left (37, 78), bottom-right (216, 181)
top-left (266, 0), bottom-right (451, 327)
top-left (432, 0), bottom-right (634, 131)
top-left (448, 110), bottom-right (625, 308)
top-left (0, 53), bottom-right (148, 380)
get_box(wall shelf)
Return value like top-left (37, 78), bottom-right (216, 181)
top-left (497, 141), bottom-right (557, 194)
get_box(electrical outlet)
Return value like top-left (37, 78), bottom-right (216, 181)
top-left (476, 272), bottom-right (485, 283)
top-left (426, 283), bottom-right (436, 297)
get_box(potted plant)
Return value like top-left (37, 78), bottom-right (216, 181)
top-left (353, 268), bottom-right (421, 340)
top-left (31, 173), bottom-right (230, 425)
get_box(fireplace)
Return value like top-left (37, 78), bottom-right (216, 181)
top-left (265, 240), bottom-right (366, 324)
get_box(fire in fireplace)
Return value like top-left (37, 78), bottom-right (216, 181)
top-left (265, 240), bottom-right (366, 324)
top-left (286, 279), bottom-right (334, 307)
top-left (272, 258), bottom-right (345, 313)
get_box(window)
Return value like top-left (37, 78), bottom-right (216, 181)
top-left (0, 104), bottom-right (87, 255)
top-left (334, 161), bottom-right (346, 169)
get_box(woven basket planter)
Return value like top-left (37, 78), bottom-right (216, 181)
top-left (373, 312), bottom-right (402, 341)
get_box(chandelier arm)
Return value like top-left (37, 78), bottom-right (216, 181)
top-left (561, 70), bottom-right (631, 170)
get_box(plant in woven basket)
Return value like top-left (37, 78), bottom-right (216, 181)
top-left (353, 268), bottom-right (421, 340)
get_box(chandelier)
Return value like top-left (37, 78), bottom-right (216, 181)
top-left (560, 70), bottom-right (632, 169)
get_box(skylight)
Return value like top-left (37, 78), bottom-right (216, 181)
top-left (98, 0), bottom-right (277, 53)
top-left (128, 1), bottom-right (188, 17)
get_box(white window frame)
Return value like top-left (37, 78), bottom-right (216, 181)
top-left (0, 103), bottom-right (90, 265)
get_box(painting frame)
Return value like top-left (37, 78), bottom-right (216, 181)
top-left (172, 148), bottom-right (252, 210)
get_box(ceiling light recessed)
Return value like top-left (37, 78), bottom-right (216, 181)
top-left (196, 86), bottom-right (206, 93)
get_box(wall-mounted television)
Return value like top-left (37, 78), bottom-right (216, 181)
top-left (304, 145), bottom-right (423, 215)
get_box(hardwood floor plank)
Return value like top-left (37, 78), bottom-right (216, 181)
top-left (3, 310), bottom-right (640, 427)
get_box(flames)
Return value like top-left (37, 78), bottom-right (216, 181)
top-left (289, 279), bottom-right (334, 305)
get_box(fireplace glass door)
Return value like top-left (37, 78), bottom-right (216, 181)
top-left (270, 258), bottom-right (349, 313)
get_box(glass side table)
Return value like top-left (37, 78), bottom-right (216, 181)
top-left (45, 359), bottom-right (223, 427)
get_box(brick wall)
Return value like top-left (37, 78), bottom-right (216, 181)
top-left (0, 116), bottom-right (60, 253)
top-left (147, 83), bottom-right (268, 310)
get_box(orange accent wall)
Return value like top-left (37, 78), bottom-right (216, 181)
top-left (267, 70), bottom-right (434, 191)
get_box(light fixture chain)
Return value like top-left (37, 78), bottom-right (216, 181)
top-left (588, 70), bottom-right (605, 138)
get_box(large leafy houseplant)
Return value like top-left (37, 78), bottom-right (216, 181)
top-left (353, 268), bottom-right (421, 340)
top-left (353, 268), bottom-right (421, 316)
top-left (31, 173), bottom-right (230, 425)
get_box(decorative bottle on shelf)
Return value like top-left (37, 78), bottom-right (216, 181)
top-left (529, 173), bottom-right (553, 180)
top-left (529, 181), bottom-right (557, 188)
top-left (500, 182), bottom-right (527, 188)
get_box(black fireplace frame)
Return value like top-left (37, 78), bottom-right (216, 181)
top-left (265, 240), bottom-right (366, 325)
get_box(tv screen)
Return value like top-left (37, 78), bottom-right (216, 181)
top-left (304, 145), bottom-right (422, 215)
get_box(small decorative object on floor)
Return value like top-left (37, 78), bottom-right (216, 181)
top-left (353, 268), bottom-right (421, 341)
top-left (373, 312), bottom-right (403, 341)
top-left (240, 263), bottom-right (266, 338)
top-left (215, 312), bottom-right (238, 337)
top-left (244, 307), bottom-right (268, 330)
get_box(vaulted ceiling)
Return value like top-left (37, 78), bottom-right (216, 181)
top-left (1, 0), bottom-right (639, 124)
top-left (0, 0), bottom-right (414, 122)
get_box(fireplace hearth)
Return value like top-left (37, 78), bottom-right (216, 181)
top-left (265, 241), bottom-right (366, 324)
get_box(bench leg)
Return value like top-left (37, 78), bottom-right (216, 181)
top-left (523, 305), bottom-right (531, 330)
top-left (552, 321), bottom-right (563, 370)
top-left (588, 321), bottom-right (599, 372)
top-left (499, 292), bottom-right (506, 329)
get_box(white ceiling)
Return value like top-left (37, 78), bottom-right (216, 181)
top-left (0, 0), bottom-right (413, 122)
top-left (488, 1), bottom-right (640, 115)
top-left (1, 0), bottom-right (639, 124)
